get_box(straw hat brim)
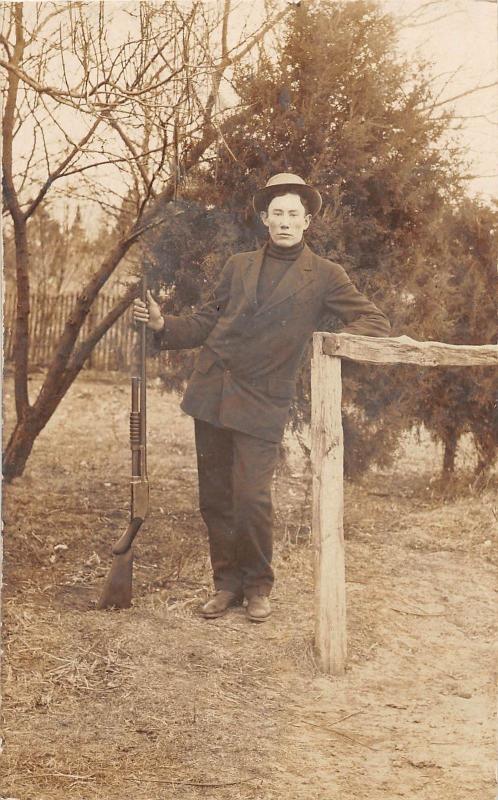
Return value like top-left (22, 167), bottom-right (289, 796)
top-left (253, 183), bottom-right (322, 216)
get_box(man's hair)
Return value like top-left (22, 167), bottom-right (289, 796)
top-left (263, 191), bottom-right (310, 215)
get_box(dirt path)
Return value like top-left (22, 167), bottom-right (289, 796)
top-left (2, 375), bottom-right (496, 799)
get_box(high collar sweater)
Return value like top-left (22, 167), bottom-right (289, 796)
top-left (256, 238), bottom-right (305, 306)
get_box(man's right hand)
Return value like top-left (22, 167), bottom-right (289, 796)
top-left (133, 290), bottom-right (164, 332)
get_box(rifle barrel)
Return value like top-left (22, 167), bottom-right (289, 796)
top-left (140, 274), bottom-right (147, 476)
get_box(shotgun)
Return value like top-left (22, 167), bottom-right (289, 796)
top-left (97, 275), bottom-right (149, 609)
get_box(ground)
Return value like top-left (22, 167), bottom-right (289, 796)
top-left (2, 372), bottom-right (497, 800)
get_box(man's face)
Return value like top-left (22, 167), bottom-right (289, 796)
top-left (260, 192), bottom-right (311, 247)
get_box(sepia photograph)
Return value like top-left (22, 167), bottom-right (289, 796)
top-left (2, 0), bottom-right (497, 797)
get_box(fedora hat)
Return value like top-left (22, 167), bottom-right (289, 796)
top-left (253, 173), bottom-right (322, 216)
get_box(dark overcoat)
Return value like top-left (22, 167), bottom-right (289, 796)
top-left (153, 243), bottom-right (390, 442)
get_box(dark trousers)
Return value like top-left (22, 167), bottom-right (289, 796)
top-left (194, 418), bottom-right (280, 598)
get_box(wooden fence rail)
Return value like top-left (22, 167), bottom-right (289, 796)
top-left (311, 332), bottom-right (498, 676)
top-left (3, 290), bottom-right (168, 375)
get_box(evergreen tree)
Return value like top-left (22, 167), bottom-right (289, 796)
top-left (410, 199), bottom-right (497, 480)
top-left (150, 0), bottom-right (494, 479)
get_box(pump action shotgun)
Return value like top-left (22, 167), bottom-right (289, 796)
top-left (97, 275), bottom-right (149, 609)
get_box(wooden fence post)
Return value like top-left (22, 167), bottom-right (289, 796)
top-left (311, 332), bottom-right (346, 675)
top-left (310, 331), bottom-right (498, 677)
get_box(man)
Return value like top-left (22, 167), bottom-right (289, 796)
top-left (134, 173), bottom-right (390, 623)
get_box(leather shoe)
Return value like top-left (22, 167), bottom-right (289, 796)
top-left (201, 590), bottom-right (242, 619)
top-left (246, 594), bottom-right (271, 623)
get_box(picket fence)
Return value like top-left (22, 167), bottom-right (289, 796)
top-left (3, 290), bottom-right (169, 375)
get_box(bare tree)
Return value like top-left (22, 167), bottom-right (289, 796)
top-left (2, 0), bottom-right (291, 481)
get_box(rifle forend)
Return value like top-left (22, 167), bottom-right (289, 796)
top-left (111, 374), bottom-right (149, 555)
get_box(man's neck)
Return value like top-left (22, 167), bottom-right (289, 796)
top-left (266, 238), bottom-right (304, 261)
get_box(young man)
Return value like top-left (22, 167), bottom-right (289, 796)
top-left (134, 173), bottom-right (390, 623)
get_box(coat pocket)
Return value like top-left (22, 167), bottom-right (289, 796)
top-left (194, 347), bottom-right (219, 374)
top-left (267, 377), bottom-right (295, 399)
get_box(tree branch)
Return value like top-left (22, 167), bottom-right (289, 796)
top-left (103, 114), bottom-right (152, 191)
top-left (421, 81), bottom-right (498, 111)
top-left (0, 56), bottom-right (89, 102)
top-left (0, 32), bottom-right (12, 58)
top-left (23, 119), bottom-right (102, 220)
top-left (67, 283), bottom-right (138, 372)
top-left (27, 6), bottom-right (67, 44)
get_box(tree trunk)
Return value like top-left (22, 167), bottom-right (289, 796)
top-left (2, 75), bottom-right (252, 482)
top-left (3, 365), bottom-right (77, 482)
top-left (2, 4), bottom-right (30, 419)
top-left (3, 288), bottom-right (136, 483)
top-left (472, 425), bottom-right (497, 483)
top-left (442, 429), bottom-right (458, 476)
top-left (2, 412), bottom-right (45, 482)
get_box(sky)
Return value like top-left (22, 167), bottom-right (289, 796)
top-left (7, 0), bottom-right (498, 231)
top-left (383, 0), bottom-right (498, 201)
top-left (187, 0), bottom-right (498, 202)
top-left (211, 0), bottom-right (498, 205)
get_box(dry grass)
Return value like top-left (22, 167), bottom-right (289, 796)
top-left (2, 374), bottom-right (497, 799)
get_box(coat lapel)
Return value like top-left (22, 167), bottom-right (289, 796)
top-left (242, 246), bottom-right (266, 308)
top-left (255, 243), bottom-right (314, 316)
